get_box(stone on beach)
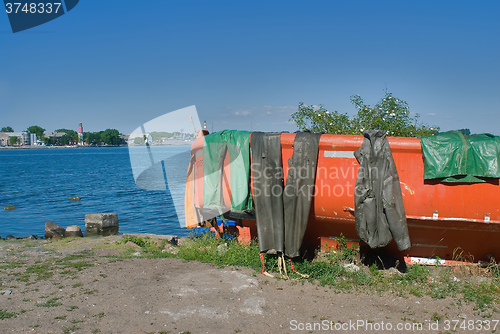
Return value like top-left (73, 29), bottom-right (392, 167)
top-left (65, 225), bottom-right (84, 237)
top-left (45, 221), bottom-right (65, 239)
top-left (85, 213), bottom-right (119, 235)
top-left (125, 241), bottom-right (141, 248)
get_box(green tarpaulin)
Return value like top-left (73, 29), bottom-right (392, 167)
top-left (203, 130), bottom-right (252, 212)
top-left (420, 130), bottom-right (500, 182)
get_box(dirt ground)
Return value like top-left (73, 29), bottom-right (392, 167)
top-left (0, 236), bottom-right (497, 334)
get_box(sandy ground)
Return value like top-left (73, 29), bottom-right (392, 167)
top-left (0, 236), bottom-right (497, 334)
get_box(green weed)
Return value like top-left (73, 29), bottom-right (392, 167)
top-left (25, 263), bottom-right (53, 281)
top-left (0, 310), bottom-right (17, 320)
top-left (36, 297), bottom-right (62, 308)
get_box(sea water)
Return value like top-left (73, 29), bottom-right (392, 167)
top-left (0, 146), bottom-right (191, 238)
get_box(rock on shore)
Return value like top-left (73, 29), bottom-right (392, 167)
top-left (65, 225), bottom-right (83, 237)
top-left (44, 221), bottom-right (65, 239)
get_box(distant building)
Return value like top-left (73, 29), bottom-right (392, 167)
top-left (0, 132), bottom-right (30, 146)
top-left (45, 132), bottom-right (67, 139)
top-left (30, 133), bottom-right (37, 146)
top-left (0, 133), bottom-right (9, 146)
top-left (78, 122), bottom-right (84, 146)
top-left (45, 132), bottom-right (67, 146)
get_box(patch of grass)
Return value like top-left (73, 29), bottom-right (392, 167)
top-left (36, 297), bottom-right (62, 308)
top-left (0, 261), bottom-right (25, 269)
top-left (69, 261), bottom-right (94, 271)
top-left (66, 305), bottom-right (79, 312)
top-left (25, 263), bottom-right (53, 281)
top-left (431, 312), bottom-right (442, 322)
top-left (22, 298), bottom-right (32, 302)
top-left (57, 254), bottom-right (89, 262)
top-left (55, 314), bottom-right (67, 320)
top-left (59, 268), bottom-right (74, 275)
top-left (14, 273), bottom-right (31, 282)
top-left (91, 329), bottom-right (101, 334)
top-left (0, 310), bottom-right (17, 320)
top-left (172, 235), bottom-right (262, 270)
top-left (462, 281), bottom-right (498, 314)
top-left (71, 283), bottom-right (83, 288)
top-left (70, 319), bottom-right (84, 324)
top-left (117, 235), bottom-right (165, 257)
top-left (83, 289), bottom-right (98, 295)
top-left (62, 325), bottom-right (79, 334)
top-left (93, 312), bottom-right (105, 318)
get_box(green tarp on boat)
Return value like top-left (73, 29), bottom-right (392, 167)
top-left (421, 130), bottom-right (500, 182)
top-left (202, 130), bottom-right (253, 212)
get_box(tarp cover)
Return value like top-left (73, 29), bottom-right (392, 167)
top-left (421, 131), bottom-right (500, 182)
top-left (354, 130), bottom-right (411, 251)
top-left (203, 130), bottom-right (252, 212)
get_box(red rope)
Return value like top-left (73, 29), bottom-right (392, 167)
top-left (289, 258), bottom-right (299, 274)
top-left (259, 253), bottom-right (266, 274)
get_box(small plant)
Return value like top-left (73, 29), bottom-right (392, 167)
top-left (333, 234), bottom-right (359, 263)
top-left (0, 310), bottom-right (17, 320)
top-left (93, 312), bottom-right (105, 318)
top-left (62, 326), bottom-right (79, 334)
top-left (25, 263), bottom-right (53, 281)
top-left (83, 289), bottom-right (98, 295)
top-left (36, 297), bottom-right (62, 308)
top-left (431, 312), bottom-right (442, 322)
top-left (55, 314), bottom-right (67, 320)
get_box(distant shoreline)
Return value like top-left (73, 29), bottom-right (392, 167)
top-left (0, 143), bottom-right (193, 150)
top-left (0, 145), bottom-right (126, 150)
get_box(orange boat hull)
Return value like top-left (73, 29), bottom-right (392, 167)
top-left (186, 133), bottom-right (500, 262)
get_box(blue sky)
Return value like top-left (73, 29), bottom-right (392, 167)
top-left (1, 1), bottom-right (499, 135)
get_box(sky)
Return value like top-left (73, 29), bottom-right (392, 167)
top-left (1, 1), bottom-right (499, 135)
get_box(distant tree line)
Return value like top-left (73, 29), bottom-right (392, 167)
top-left (1, 124), bottom-right (125, 146)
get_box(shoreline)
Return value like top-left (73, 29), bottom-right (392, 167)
top-left (0, 145), bottom-right (127, 150)
top-left (0, 143), bottom-right (193, 150)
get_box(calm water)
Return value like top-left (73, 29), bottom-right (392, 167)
top-left (0, 146), bottom-right (191, 238)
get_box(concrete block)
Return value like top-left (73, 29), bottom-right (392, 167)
top-left (85, 213), bottom-right (119, 235)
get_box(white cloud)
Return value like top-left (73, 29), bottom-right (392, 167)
top-left (262, 105), bottom-right (295, 115)
top-left (233, 110), bottom-right (252, 116)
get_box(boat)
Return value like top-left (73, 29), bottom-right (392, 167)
top-left (185, 131), bottom-right (500, 262)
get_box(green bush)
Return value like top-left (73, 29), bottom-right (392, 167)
top-left (291, 91), bottom-right (439, 137)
